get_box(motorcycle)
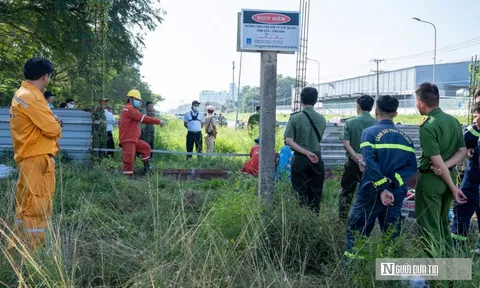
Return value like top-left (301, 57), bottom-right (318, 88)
top-left (236, 120), bottom-right (245, 129)
top-left (219, 118), bottom-right (228, 127)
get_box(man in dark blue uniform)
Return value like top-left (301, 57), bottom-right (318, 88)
top-left (446, 102), bottom-right (480, 254)
top-left (344, 95), bottom-right (417, 260)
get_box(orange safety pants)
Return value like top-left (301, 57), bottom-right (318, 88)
top-left (121, 140), bottom-right (151, 175)
top-left (9, 154), bottom-right (56, 251)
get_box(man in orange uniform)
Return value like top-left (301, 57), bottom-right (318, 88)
top-left (119, 90), bottom-right (163, 176)
top-left (9, 57), bottom-right (62, 250)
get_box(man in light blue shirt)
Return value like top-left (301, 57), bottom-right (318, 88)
top-left (183, 100), bottom-right (205, 159)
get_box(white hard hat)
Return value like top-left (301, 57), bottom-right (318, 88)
top-left (206, 105), bottom-right (215, 111)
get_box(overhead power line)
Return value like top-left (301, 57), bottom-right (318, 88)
top-left (385, 36), bottom-right (480, 62)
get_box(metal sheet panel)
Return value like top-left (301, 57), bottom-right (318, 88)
top-left (0, 108), bottom-right (93, 161)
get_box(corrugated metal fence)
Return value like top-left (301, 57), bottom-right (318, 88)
top-left (320, 125), bottom-right (421, 167)
top-left (0, 108), bottom-right (93, 161)
top-left (0, 107), bottom-right (423, 168)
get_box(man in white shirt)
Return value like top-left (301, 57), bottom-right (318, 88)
top-left (104, 106), bottom-right (115, 157)
top-left (183, 100), bottom-right (205, 160)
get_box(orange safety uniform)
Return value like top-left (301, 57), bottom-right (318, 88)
top-left (9, 81), bottom-right (62, 250)
top-left (119, 103), bottom-right (161, 174)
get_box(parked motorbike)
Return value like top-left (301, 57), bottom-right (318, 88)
top-left (236, 120), bottom-right (245, 129)
top-left (219, 118), bottom-right (228, 127)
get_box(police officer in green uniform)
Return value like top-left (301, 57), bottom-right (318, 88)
top-left (284, 87), bottom-right (327, 213)
top-left (141, 101), bottom-right (157, 159)
top-left (338, 95), bottom-right (376, 221)
top-left (247, 105), bottom-right (260, 135)
top-left (92, 97), bottom-right (108, 159)
top-left (415, 82), bottom-right (467, 257)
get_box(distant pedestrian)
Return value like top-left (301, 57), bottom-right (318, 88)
top-left (247, 105), bottom-right (260, 135)
top-left (415, 82), bottom-right (467, 258)
top-left (204, 105), bottom-right (217, 153)
top-left (59, 102), bottom-right (66, 108)
top-left (183, 100), bottom-right (205, 160)
top-left (338, 95), bottom-right (376, 221)
top-left (92, 97), bottom-right (108, 159)
top-left (284, 87), bottom-right (326, 213)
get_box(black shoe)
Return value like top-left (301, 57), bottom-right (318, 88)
top-left (143, 161), bottom-right (152, 173)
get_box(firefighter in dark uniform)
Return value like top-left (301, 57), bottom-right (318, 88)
top-left (284, 87), bottom-right (326, 213)
top-left (414, 83), bottom-right (467, 258)
top-left (344, 96), bottom-right (417, 260)
top-left (92, 97), bottom-right (108, 158)
top-left (338, 95), bottom-right (377, 221)
top-left (446, 102), bottom-right (480, 254)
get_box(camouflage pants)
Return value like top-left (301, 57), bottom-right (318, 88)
top-left (93, 124), bottom-right (107, 159)
top-left (142, 131), bottom-right (155, 158)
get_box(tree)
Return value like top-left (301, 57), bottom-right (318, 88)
top-left (236, 74), bottom-right (296, 113)
top-left (0, 0), bottom-right (166, 108)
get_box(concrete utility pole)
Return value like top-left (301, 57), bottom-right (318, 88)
top-left (371, 59), bottom-right (385, 100)
top-left (307, 58), bottom-right (320, 90)
top-left (232, 61), bottom-right (235, 102)
top-left (258, 52), bottom-right (277, 205)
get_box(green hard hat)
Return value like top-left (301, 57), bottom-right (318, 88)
top-left (98, 96), bottom-right (109, 101)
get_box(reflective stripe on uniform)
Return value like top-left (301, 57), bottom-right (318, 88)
top-left (360, 142), bottom-right (416, 153)
top-left (142, 157), bottom-right (150, 161)
top-left (344, 251), bottom-right (364, 260)
top-left (467, 125), bottom-right (480, 137)
top-left (123, 171), bottom-right (134, 175)
top-left (13, 95), bottom-right (29, 108)
top-left (24, 228), bottom-right (46, 233)
top-left (394, 173), bottom-right (404, 186)
top-left (451, 233), bottom-right (467, 241)
top-left (374, 177), bottom-right (387, 187)
top-left (140, 115), bottom-right (145, 123)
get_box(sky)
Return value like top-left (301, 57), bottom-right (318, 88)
top-left (140, 0), bottom-right (480, 112)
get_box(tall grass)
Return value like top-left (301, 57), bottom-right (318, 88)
top-left (2, 163), bottom-right (480, 287)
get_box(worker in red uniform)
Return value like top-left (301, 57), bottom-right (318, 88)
top-left (242, 138), bottom-right (260, 176)
top-left (119, 89), bottom-right (163, 176)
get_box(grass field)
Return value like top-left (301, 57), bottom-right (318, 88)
top-left (0, 114), bottom-right (479, 287)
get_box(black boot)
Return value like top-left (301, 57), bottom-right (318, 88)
top-left (143, 161), bottom-right (152, 174)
